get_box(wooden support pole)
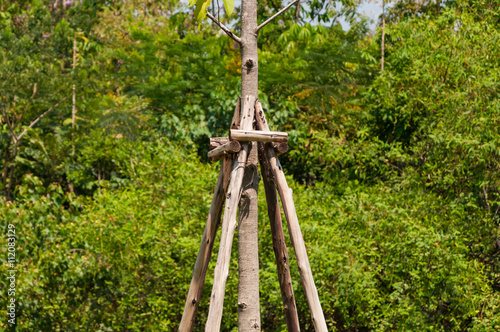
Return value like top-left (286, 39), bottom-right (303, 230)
top-left (231, 98), bottom-right (241, 130)
top-left (205, 95), bottom-right (256, 332)
top-left (179, 156), bottom-right (233, 332)
top-left (258, 141), bottom-right (300, 331)
top-left (207, 140), bottom-right (241, 162)
top-left (179, 98), bottom-right (242, 331)
top-left (230, 129), bottom-right (288, 143)
top-left (255, 100), bottom-right (328, 332)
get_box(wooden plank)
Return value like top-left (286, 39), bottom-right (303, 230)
top-left (178, 156), bottom-right (233, 332)
top-left (205, 95), bottom-right (256, 332)
top-left (258, 140), bottom-right (300, 332)
top-left (255, 100), bottom-right (328, 332)
top-left (207, 141), bottom-right (241, 162)
top-left (230, 129), bottom-right (288, 143)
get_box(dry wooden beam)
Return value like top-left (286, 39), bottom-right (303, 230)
top-left (230, 129), bottom-right (288, 143)
top-left (255, 100), bottom-right (328, 332)
top-left (211, 137), bottom-right (288, 155)
top-left (275, 142), bottom-right (289, 155)
top-left (206, 95), bottom-right (256, 332)
top-left (258, 141), bottom-right (300, 332)
top-left (210, 137), bottom-right (230, 149)
top-left (179, 156), bottom-right (233, 332)
top-left (207, 140), bottom-right (241, 162)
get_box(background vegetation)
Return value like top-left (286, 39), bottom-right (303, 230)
top-left (1, 0), bottom-right (499, 330)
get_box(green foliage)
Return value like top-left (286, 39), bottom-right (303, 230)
top-left (189, 0), bottom-right (234, 22)
top-left (2, 146), bottom-right (499, 330)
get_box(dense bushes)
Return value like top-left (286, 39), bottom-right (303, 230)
top-left (2, 141), bottom-right (499, 330)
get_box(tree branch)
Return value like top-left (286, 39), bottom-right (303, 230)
top-left (1, 107), bottom-right (12, 129)
top-left (294, 0), bottom-right (301, 24)
top-left (206, 11), bottom-right (242, 44)
top-left (16, 97), bottom-right (67, 143)
top-left (256, 0), bottom-right (300, 32)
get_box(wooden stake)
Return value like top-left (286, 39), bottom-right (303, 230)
top-left (255, 100), bottom-right (328, 332)
top-left (205, 96), bottom-right (256, 332)
top-left (179, 98), bottom-right (243, 331)
top-left (231, 98), bottom-right (241, 130)
top-left (179, 157), bottom-right (233, 331)
top-left (258, 141), bottom-right (300, 332)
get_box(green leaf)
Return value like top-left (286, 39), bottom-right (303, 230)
top-left (223, 0), bottom-right (234, 17)
top-left (194, 0), bottom-right (212, 22)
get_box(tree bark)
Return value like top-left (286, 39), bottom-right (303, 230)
top-left (241, 0), bottom-right (258, 98)
top-left (238, 141), bottom-right (261, 331)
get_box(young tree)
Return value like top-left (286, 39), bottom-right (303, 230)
top-left (179, 0), bottom-right (329, 331)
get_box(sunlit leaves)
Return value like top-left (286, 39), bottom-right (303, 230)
top-left (190, 0), bottom-right (234, 22)
top-left (222, 0), bottom-right (235, 18)
top-left (193, 0), bottom-right (212, 22)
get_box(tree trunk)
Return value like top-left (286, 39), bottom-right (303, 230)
top-left (239, 0), bottom-right (261, 329)
top-left (72, 37), bottom-right (76, 155)
top-left (381, 0), bottom-right (385, 72)
top-left (2, 136), bottom-right (11, 192)
top-left (241, 0), bottom-right (258, 98)
top-left (5, 141), bottom-right (19, 201)
top-left (238, 142), bottom-right (261, 331)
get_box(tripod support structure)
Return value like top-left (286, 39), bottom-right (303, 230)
top-left (179, 96), bottom-right (327, 332)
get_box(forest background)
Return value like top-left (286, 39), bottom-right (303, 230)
top-left (1, 0), bottom-right (499, 330)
